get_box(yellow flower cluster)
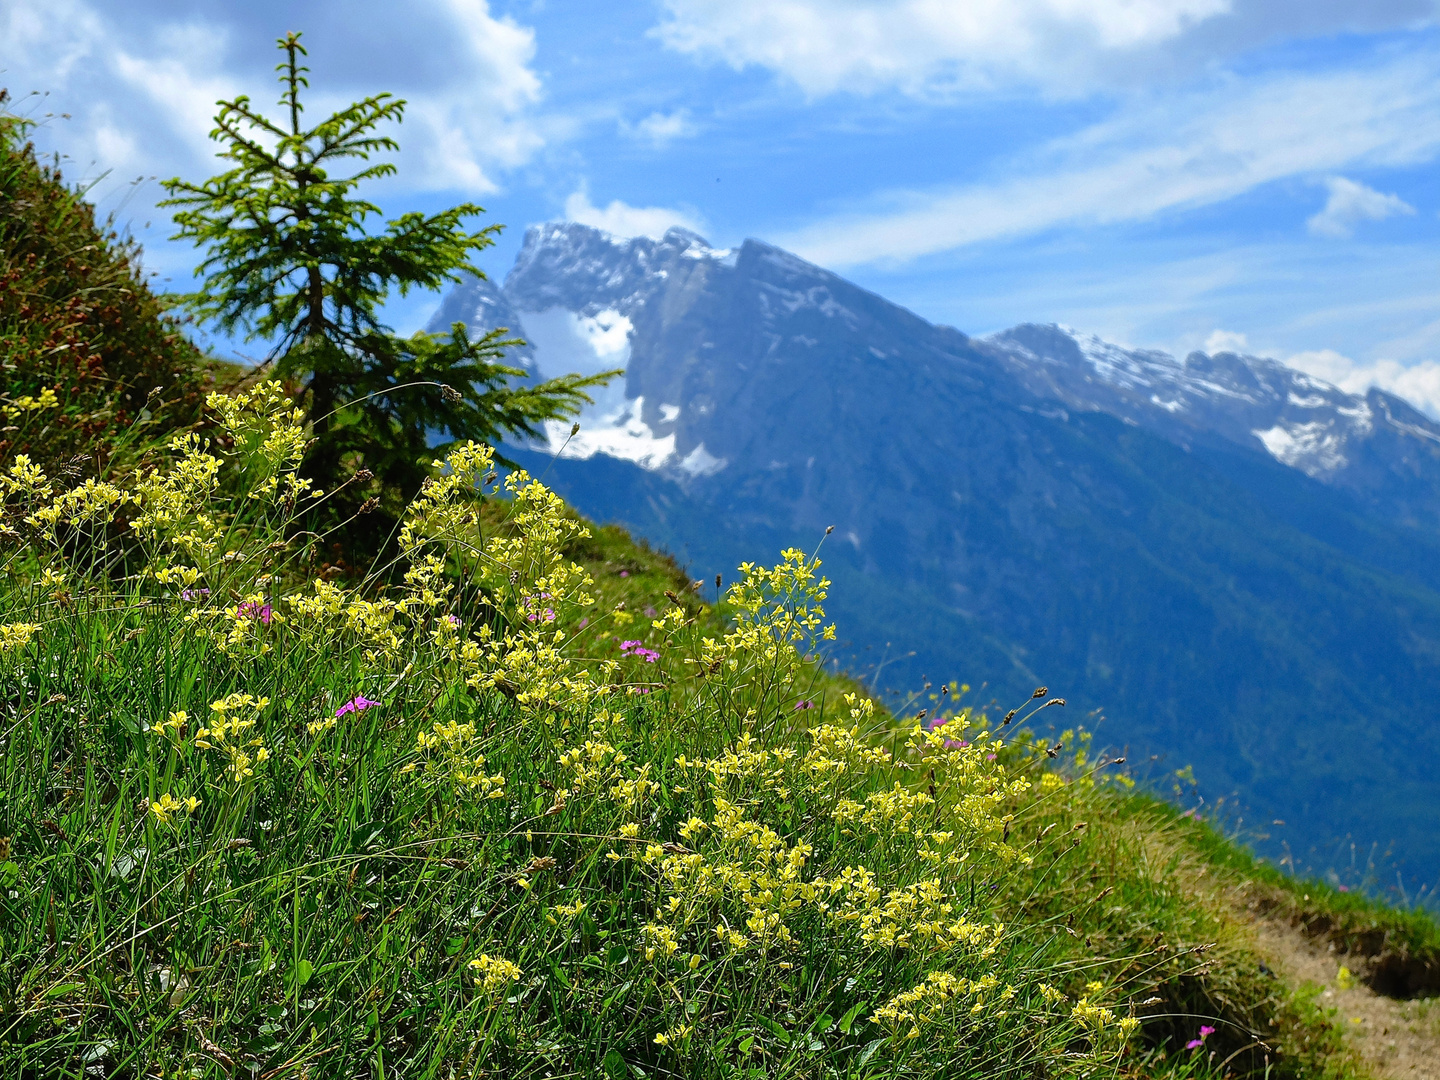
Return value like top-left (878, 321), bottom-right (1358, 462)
top-left (0, 622), bottom-right (40, 653)
top-left (468, 953), bottom-right (522, 996)
top-left (405, 720), bottom-right (507, 797)
top-left (652, 1024), bottom-right (692, 1047)
top-left (2, 386), bottom-right (60, 419)
top-left (1068, 980), bottom-right (1139, 1037)
top-left (147, 791), bottom-right (201, 825)
top-left (871, 971), bottom-right (1016, 1040)
top-left (153, 710), bottom-right (189, 742)
top-left (196, 693), bottom-right (272, 785)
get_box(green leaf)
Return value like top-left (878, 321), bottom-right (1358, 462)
top-left (838, 1001), bottom-right (869, 1035)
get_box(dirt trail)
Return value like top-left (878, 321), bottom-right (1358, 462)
top-left (1247, 917), bottom-right (1440, 1079)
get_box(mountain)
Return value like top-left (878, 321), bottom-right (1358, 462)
top-left (430, 222), bottom-right (1440, 889)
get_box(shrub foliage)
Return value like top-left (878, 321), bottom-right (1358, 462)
top-left (0, 92), bottom-right (208, 472)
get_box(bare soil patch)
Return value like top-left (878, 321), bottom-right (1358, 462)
top-left (1247, 917), bottom-right (1440, 1079)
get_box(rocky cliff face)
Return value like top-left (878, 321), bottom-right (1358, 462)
top-left (432, 222), bottom-right (1440, 886)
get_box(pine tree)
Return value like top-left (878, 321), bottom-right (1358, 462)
top-left (161, 32), bottom-right (612, 512)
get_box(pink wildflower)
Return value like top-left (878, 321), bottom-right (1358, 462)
top-left (619, 640), bottom-right (660, 662)
top-left (1186, 1025), bottom-right (1216, 1049)
top-left (335, 695), bottom-right (381, 719)
top-left (794, 700), bottom-right (814, 711)
top-left (238, 601), bottom-right (272, 625)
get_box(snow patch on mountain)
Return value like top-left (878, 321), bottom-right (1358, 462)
top-left (985, 322), bottom-right (1440, 481)
top-left (1253, 421), bottom-right (1349, 475)
top-left (545, 396), bottom-right (676, 471)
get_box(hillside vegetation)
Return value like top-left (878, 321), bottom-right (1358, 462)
top-left (3, 385), bottom-right (1439, 1078)
top-left (0, 97), bottom-right (216, 472)
top-left (2, 89), bottom-right (1439, 1080)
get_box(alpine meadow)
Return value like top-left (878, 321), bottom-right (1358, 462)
top-left (3, 25), bottom-right (1440, 1080)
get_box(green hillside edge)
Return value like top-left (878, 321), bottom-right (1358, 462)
top-left (3, 96), bottom-right (1438, 1080)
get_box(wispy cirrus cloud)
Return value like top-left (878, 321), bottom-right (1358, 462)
top-left (654, 0), bottom-right (1439, 97)
top-left (1306, 176), bottom-right (1415, 238)
top-left (778, 50), bottom-right (1440, 268)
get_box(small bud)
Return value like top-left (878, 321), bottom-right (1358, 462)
top-left (1033, 686), bottom-right (1048, 699)
top-left (354, 468), bottom-right (374, 482)
top-left (357, 497), bottom-right (379, 515)
top-left (825, 525), bottom-right (834, 535)
top-left (715, 574), bottom-right (722, 590)
top-left (440, 384), bottom-right (462, 404)
top-left (570, 422), bottom-right (581, 436)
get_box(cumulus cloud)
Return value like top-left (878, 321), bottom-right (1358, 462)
top-left (1205, 329), bottom-right (1250, 354)
top-left (654, 0), bottom-right (1440, 98)
top-left (625, 109), bottom-right (698, 145)
top-left (564, 190), bottom-right (707, 240)
top-left (0, 0), bottom-right (547, 200)
top-left (778, 51), bottom-right (1440, 267)
top-left (1306, 176), bottom-right (1415, 238)
top-left (1288, 348), bottom-right (1440, 418)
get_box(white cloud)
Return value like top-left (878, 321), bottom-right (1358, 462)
top-left (410, 0), bottom-right (546, 190)
top-left (626, 109), bottom-right (698, 145)
top-left (655, 0), bottom-right (1232, 97)
top-left (1306, 176), bottom-right (1416, 238)
top-left (655, 0), bottom-right (1440, 98)
top-left (1205, 329), bottom-right (1250, 354)
top-left (564, 190), bottom-right (707, 240)
top-left (1288, 349), bottom-right (1440, 418)
top-left (111, 26), bottom-right (239, 160)
top-left (0, 0), bottom-right (547, 200)
top-left (779, 52), bottom-right (1440, 267)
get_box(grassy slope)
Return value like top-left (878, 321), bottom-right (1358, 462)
top-left (2, 450), bottom-right (1435, 1078)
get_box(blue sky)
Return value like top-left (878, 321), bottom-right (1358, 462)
top-left (4, 0), bottom-right (1440, 410)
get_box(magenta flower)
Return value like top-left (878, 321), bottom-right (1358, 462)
top-left (619, 570), bottom-right (629, 578)
top-left (794, 699), bottom-right (814, 711)
top-left (238, 601), bottom-right (272, 625)
top-left (1186, 1025), bottom-right (1216, 1049)
top-left (643, 606), bottom-right (658, 618)
top-left (619, 640), bottom-right (660, 662)
top-left (335, 695), bottom-right (381, 719)
top-left (180, 588), bottom-right (211, 602)
top-left (578, 616), bottom-right (589, 629)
